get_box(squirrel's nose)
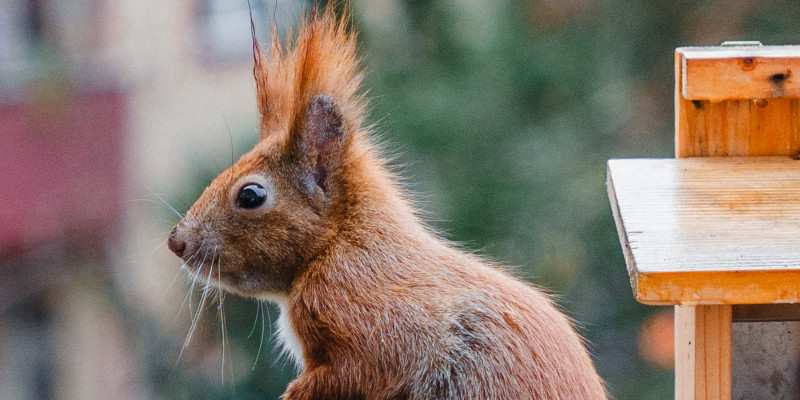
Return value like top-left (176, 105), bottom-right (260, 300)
top-left (168, 226), bottom-right (187, 258)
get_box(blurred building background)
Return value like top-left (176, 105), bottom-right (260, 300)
top-left (1, 0), bottom-right (799, 399)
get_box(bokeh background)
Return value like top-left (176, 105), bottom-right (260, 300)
top-left (2, 0), bottom-right (800, 399)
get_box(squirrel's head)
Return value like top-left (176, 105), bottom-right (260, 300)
top-left (167, 9), bottom-right (367, 298)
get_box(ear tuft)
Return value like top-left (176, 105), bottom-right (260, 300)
top-left (252, 7), bottom-right (363, 141)
top-left (300, 95), bottom-right (346, 193)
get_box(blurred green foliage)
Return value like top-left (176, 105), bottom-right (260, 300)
top-left (158, 1), bottom-right (800, 399)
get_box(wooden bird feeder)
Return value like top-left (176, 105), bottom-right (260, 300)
top-left (607, 42), bottom-right (800, 399)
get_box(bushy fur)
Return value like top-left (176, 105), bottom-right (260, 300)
top-left (168, 8), bottom-right (606, 400)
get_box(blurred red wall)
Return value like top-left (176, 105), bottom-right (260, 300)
top-left (0, 90), bottom-right (125, 256)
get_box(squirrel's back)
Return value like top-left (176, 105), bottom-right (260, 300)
top-left (284, 196), bottom-right (605, 399)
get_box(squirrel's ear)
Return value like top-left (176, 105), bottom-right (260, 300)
top-left (294, 95), bottom-right (347, 194)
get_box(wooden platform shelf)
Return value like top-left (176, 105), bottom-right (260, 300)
top-left (608, 43), bottom-right (800, 400)
top-left (608, 156), bottom-right (800, 306)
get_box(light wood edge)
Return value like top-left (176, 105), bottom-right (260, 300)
top-left (675, 305), bottom-right (697, 400)
top-left (676, 49), bottom-right (688, 157)
top-left (680, 55), bottom-right (690, 101)
top-left (678, 45), bottom-right (800, 60)
top-left (606, 162), bottom-right (640, 298)
top-left (675, 305), bottom-right (732, 400)
top-left (636, 270), bottom-right (800, 306)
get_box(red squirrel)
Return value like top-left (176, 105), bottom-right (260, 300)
top-left (167, 8), bottom-right (606, 400)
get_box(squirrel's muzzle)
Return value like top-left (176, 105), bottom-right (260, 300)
top-left (168, 225), bottom-right (187, 258)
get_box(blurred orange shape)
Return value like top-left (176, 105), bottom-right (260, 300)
top-left (638, 308), bottom-right (675, 369)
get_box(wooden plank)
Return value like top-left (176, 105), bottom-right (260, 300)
top-left (675, 53), bottom-right (800, 158)
top-left (675, 306), bottom-right (696, 400)
top-left (607, 157), bottom-right (800, 305)
top-left (681, 45), bottom-right (800, 60)
top-left (680, 46), bottom-right (800, 101)
top-left (675, 98), bottom-right (800, 157)
top-left (675, 305), bottom-right (732, 400)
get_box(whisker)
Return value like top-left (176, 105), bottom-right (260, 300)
top-left (187, 245), bottom-right (212, 318)
top-left (211, 247), bottom-right (224, 385)
top-left (182, 246), bottom-right (215, 358)
top-left (220, 298), bottom-right (229, 386)
top-left (164, 263), bottom-right (186, 297)
top-left (165, 238), bottom-right (206, 297)
top-left (185, 287), bottom-right (209, 348)
top-left (187, 268), bottom-right (199, 318)
top-left (220, 312), bottom-right (228, 386)
top-left (150, 237), bottom-right (169, 255)
top-left (216, 248), bottom-right (231, 387)
top-left (208, 248), bottom-right (234, 391)
top-left (265, 302), bottom-right (272, 337)
top-left (148, 189), bottom-right (184, 219)
top-left (247, 300), bottom-right (261, 339)
top-left (252, 301), bottom-right (266, 371)
top-left (202, 247), bottom-right (216, 295)
top-left (175, 281), bottom-right (194, 322)
top-left (183, 238), bottom-right (208, 266)
top-left (176, 278), bottom-right (211, 367)
top-left (220, 111), bottom-right (235, 167)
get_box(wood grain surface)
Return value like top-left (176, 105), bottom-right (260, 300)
top-left (675, 48), bottom-right (800, 158)
top-left (680, 45), bottom-right (800, 101)
top-left (607, 157), bottom-right (800, 305)
top-left (675, 305), bottom-right (732, 400)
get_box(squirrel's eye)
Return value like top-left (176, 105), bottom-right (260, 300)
top-left (236, 183), bottom-right (267, 209)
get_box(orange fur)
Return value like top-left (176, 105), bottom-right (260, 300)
top-left (253, 9), bottom-right (365, 142)
top-left (168, 7), bottom-right (606, 400)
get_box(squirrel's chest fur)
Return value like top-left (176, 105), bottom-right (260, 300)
top-left (276, 300), bottom-right (305, 370)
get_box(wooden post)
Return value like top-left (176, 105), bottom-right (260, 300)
top-left (673, 44), bottom-right (800, 400)
top-left (675, 305), bottom-right (732, 400)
